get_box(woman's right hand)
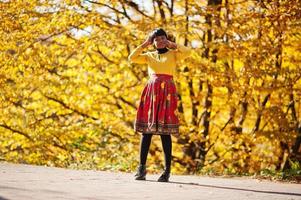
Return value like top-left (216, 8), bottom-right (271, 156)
top-left (141, 35), bottom-right (153, 48)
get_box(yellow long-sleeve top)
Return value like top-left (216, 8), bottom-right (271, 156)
top-left (128, 44), bottom-right (191, 77)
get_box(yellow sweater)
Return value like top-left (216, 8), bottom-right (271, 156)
top-left (128, 44), bottom-right (191, 76)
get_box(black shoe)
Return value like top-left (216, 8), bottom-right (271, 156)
top-left (157, 170), bottom-right (170, 182)
top-left (134, 165), bottom-right (146, 180)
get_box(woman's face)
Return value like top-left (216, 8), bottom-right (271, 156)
top-left (153, 35), bottom-right (168, 49)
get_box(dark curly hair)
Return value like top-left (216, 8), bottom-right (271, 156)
top-left (150, 28), bottom-right (168, 43)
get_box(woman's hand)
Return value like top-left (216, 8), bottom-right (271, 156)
top-left (166, 40), bottom-right (177, 49)
top-left (141, 35), bottom-right (153, 48)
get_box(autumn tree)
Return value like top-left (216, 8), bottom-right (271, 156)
top-left (0, 0), bottom-right (300, 176)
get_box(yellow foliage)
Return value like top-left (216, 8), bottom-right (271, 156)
top-left (0, 0), bottom-right (300, 175)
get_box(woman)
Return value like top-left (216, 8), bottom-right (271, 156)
top-left (128, 28), bottom-right (191, 182)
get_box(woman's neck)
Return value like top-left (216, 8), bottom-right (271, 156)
top-left (157, 47), bottom-right (168, 54)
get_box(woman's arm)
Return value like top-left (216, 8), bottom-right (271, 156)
top-left (167, 41), bottom-right (191, 61)
top-left (128, 36), bottom-right (152, 64)
top-left (128, 44), bottom-right (148, 64)
top-left (175, 44), bottom-right (191, 60)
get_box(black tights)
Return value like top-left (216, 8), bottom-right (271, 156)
top-left (139, 133), bottom-right (172, 171)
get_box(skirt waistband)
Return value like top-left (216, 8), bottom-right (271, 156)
top-left (149, 73), bottom-right (173, 79)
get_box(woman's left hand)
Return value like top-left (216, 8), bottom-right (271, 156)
top-left (166, 40), bottom-right (177, 49)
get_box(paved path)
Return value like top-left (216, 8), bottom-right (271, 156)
top-left (0, 162), bottom-right (300, 200)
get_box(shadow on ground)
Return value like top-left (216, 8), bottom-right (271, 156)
top-left (144, 180), bottom-right (301, 197)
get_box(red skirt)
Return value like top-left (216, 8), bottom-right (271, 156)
top-left (134, 73), bottom-right (179, 135)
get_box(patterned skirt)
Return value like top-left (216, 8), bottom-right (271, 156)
top-left (134, 73), bottom-right (179, 135)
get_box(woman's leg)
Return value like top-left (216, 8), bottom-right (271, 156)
top-left (135, 133), bottom-right (153, 180)
top-left (160, 134), bottom-right (172, 171)
top-left (139, 133), bottom-right (153, 165)
top-left (158, 134), bottom-right (172, 182)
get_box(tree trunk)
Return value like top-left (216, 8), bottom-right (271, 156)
top-left (237, 91), bottom-right (248, 133)
top-left (193, 0), bottom-right (222, 169)
top-left (221, 1), bottom-right (236, 131)
top-left (292, 122), bottom-right (301, 156)
top-left (155, 0), bottom-right (166, 24)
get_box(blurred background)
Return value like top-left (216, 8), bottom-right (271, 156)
top-left (1, 0), bottom-right (300, 180)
